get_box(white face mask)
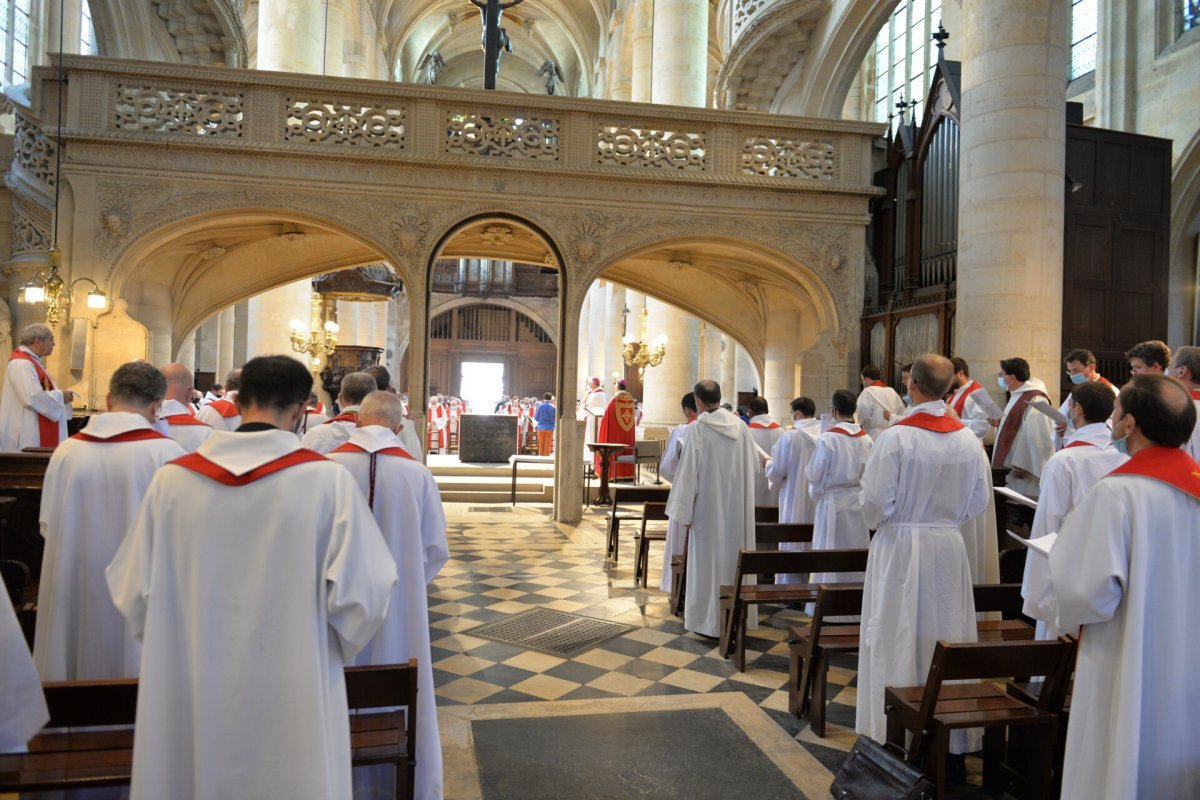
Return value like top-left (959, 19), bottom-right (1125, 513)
top-left (997, 376), bottom-right (1009, 391)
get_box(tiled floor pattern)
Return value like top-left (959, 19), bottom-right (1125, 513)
top-left (430, 503), bottom-right (994, 798)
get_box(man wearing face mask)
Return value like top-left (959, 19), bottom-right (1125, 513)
top-left (34, 361), bottom-right (185, 681)
top-left (991, 357), bottom-right (1056, 499)
top-left (1169, 345), bottom-right (1200, 460)
top-left (1048, 374), bottom-right (1200, 800)
top-left (1053, 349), bottom-right (1117, 449)
top-left (1020, 380), bottom-right (1127, 640)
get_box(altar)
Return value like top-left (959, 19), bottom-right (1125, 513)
top-left (458, 414), bottom-right (520, 463)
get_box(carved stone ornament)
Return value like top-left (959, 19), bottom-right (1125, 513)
top-left (13, 114), bottom-right (57, 187)
top-left (568, 221), bottom-right (602, 264)
top-left (480, 224), bottom-right (514, 247)
top-left (391, 214), bottom-right (428, 256)
top-left (11, 203), bottom-right (50, 254)
top-left (100, 196), bottom-right (131, 238)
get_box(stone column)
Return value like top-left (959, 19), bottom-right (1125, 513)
top-left (700, 323), bottom-right (722, 381)
top-left (1096, 0), bottom-right (1135, 131)
top-left (177, 331), bottom-right (197, 373)
top-left (372, 302), bottom-right (389, 363)
top-left (604, 283), bottom-right (627, 384)
top-left (957, 0), bottom-right (1067, 401)
top-left (336, 300), bottom-right (361, 345)
top-left (630, 0), bottom-right (654, 102)
top-left (640, 297), bottom-right (698, 426)
top-left (196, 316), bottom-right (219, 373)
top-left (651, 0), bottom-right (708, 107)
top-left (720, 334), bottom-right (737, 399)
top-left (233, 301), bottom-right (249, 366)
top-left (322, 0), bottom-right (347, 77)
top-left (257, 0), bottom-right (324, 73)
top-left (576, 291), bottom-right (591, 390)
top-left (246, 279), bottom-right (312, 360)
top-left (587, 283), bottom-right (606, 387)
top-left (216, 307), bottom-right (235, 381)
top-left (763, 308), bottom-right (799, 425)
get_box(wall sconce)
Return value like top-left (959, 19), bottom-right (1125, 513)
top-left (19, 246), bottom-right (108, 326)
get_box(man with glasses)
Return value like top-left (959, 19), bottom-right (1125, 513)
top-left (0, 323), bottom-right (74, 451)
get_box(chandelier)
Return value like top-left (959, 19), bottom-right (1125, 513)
top-left (20, 247), bottom-right (108, 327)
top-left (622, 307), bottom-right (667, 377)
top-left (289, 292), bottom-right (339, 367)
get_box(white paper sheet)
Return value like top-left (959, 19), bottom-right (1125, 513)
top-left (994, 485), bottom-right (1039, 509)
top-left (1029, 400), bottom-right (1070, 427)
top-left (1006, 529), bottom-right (1057, 559)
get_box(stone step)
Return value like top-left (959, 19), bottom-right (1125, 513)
top-left (428, 465), bottom-right (555, 478)
top-left (439, 489), bottom-right (554, 503)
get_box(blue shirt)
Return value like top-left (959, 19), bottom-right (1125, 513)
top-left (534, 402), bottom-right (556, 431)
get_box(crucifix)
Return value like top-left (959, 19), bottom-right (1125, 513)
top-left (468, 0), bottom-right (526, 90)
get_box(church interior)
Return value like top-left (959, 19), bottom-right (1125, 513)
top-left (1, 0), bottom-right (1199, 797)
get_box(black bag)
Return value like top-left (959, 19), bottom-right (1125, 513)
top-left (829, 736), bottom-right (935, 800)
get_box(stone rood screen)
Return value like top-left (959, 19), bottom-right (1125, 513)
top-left (28, 56), bottom-right (876, 191)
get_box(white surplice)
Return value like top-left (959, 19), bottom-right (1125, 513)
top-left (665, 408), bottom-right (761, 637)
top-left (765, 418), bottom-right (821, 524)
top-left (328, 426), bottom-right (450, 800)
top-left (1187, 391), bottom-right (1200, 461)
top-left (856, 384), bottom-right (905, 442)
top-left (994, 378), bottom-right (1056, 497)
top-left (0, 572), bottom-right (48, 752)
top-left (804, 422), bottom-right (872, 584)
top-left (856, 401), bottom-right (988, 751)
top-left (658, 419), bottom-right (694, 592)
top-left (194, 394), bottom-right (241, 432)
top-left (300, 405), bottom-right (360, 454)
top-left (747, 415), bottom-right (784, 507)
top-left (0, 346), bottom-right (70, 451)
top-left (1048, 451), bottom-right (1200, 800)
top-left (577, 388), bottom-right (607, 463)
top-left (1021, 423), bottom-right (1128, 639)
top-left (157, 398), bottom-right (213, 453)
top-left (106, 429), bottom-right (397, 800)
top-left (948, 382), bottom-right (998, 440)
top-left (34, 412), bottom-right (185, 681)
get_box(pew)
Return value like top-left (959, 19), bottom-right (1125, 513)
top-left (884, 639), bottom-right (1075, 800)
top-left (718, 548), bottom-right (870, 671)
top-left (0, 451), bottom-right (53, 580)
top-left (0, 662), bottom-right (420, 799)
top-left (788, 583), bottom-right (1036, 737)
top-left (604, 485), bottom-right (670, 561)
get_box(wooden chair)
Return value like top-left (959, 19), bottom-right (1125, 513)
top-left (604, 485), bottom-right (671, 561)
top-left (787, 584), bottom-right (864, 735)
top-left (719, 548), bottom-right (869, 671)
top-left (615, 439), bottom-right (662, 484)
top-left (753, 505), bottom-right (779, 523)
top-left (884, 639), bottom-right (1075, 800)
top-left (668, 527), bottom-right (689, 617)
top-left (633, 501), bottom-right (669, 588)
top-left (974, 583), bottom-right (1037, 642)
top-left (0, 663), bottom-right (420, 799)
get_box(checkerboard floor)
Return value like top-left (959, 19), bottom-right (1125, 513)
top-left (430, 503), bottom-right (999, 798)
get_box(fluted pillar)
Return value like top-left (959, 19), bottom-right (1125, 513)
top-left (630, 0), bottom-right (654, 102)
top-left (651, 0), bottom-right (708, 107)
top-left (257, 0), bottom-right (324, 73)
top-left (604, 283), bottom-right (627, 384)
top-left (246, 279), bottom-right (312, 360)
top-left (641, 298), bottom-right (698, 425)
top-left (957, 0), bottom-right (1067, 402)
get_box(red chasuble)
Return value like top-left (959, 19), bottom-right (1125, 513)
top-left (1109, 446), bottom-right (1200, 503)
top-left (9, 349), bottom-right (62, 447)
top-left (596, 391), bottom-right (637, 479)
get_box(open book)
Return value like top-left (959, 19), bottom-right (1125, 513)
top-left (1006, 529), bottom-right (1057, 559)
top-left (994, 485), bottom-right (1038, 509)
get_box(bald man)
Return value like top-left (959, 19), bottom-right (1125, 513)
top-left (157, 362), bottom-right (212, 452)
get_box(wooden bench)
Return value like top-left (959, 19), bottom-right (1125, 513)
top-left (0, 662), bottom-right (419, 799)
top-left (668, 522), bottom-right (813, 618)
top-left (884, 639), bottom-right (1074, 800)
top-left (788, 583), bottom-right (1036, 737)
top-left (605, 485), bottom-right (671, 560)
top-left (719, 548), bottom-right (870, 671)
top-left (633, 501), bottom-right (669, 588)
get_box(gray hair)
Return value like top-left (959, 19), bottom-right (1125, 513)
top-left (224, 367), bottom-right (242, 391)
top-left (911, 353), bottom-right (955, 398)
top-left (19, 323), bottom-right (52, 346)
top-left (359, 390), bottom-right (405, 428)
top-left (1174, 346), bottom-right (1200, 380)
top-left (339, 372), bottom-right (378, 406)
top-left (109, 361), bottom-right (167, 407)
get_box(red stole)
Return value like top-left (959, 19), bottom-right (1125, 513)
top-left (950, 381), bottom-right (983, 417)
top-left (163, 413), bottom-right (209, 426)
top-left (1064, 440), bottom-right (1096, 450)
top-left (331, 442), bottom-right (416, 509)
top-left (868, 380), bottom-right (886, 388)
top-left (830, 425), bottom-right (867, 438)
top-left (9, 349), bottom-right (61, 447)
top-left (992, 389), bottom-right (1048, 467)
top-left (170, 449), bottom-right (327, 485)
top-left (892, 412), bottom-right (965, 433)
top-left (322, 412), bottom-right (358, 425)
top-left (72, 428), bottom-right (168, 443)
top-left (1109, 446), bottom-right (1200, 503)
top-left (748, 422), bottom-right (781, 429)
top-left (207, 399), bottom-right (239, 418)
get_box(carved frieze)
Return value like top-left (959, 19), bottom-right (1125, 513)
top-left (114, 85), bottom-right (244, 137)
top-left (596, 126), bottom-right (707, 171)
top-left (444, 112), bottom-right (560, 160)
top-left (284, 99), bottom-right (406, 148)
top-left (742, 136), bottom-right (833, 179)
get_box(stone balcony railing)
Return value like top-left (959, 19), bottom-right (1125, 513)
top-left (718, 0), bottom-right (787, 53)
top-left (9, 55), bottom-right (880, 199)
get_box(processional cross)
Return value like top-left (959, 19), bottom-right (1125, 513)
top-left (468, 0), bottom-right (526, 90)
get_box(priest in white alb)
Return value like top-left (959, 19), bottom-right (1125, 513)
top-left (855, 365), bottom-right (905, 442)
top-left (156, 362), bottom-right (212, 452)
top-left (764, 397), bottom-right (821, 584)
top-left (362, 364), bottom-right (423, 458)
top-left (666, 380), bottom-right (760, 638)
top-left (106, 355), bottom-right (397, 800)
top-left (576, 377), bottom-right (606, 465)
top-left (947, 357), bottom-right (1001, 440)
top-left (300, 372), bottom-right (377, 454)
top-left (992, 357), bottom-right (1055, 498)
top-left (1048, 375), bottom-right (1200, 800)
top-left (0, 323), bottom-right (74, 451)
top-left (746, 396), bottom-right (784, 507)
top-left (856, 355), bottom-right (989, 757)
top-left (35, 361), bottom-right (186, 681)
top-left (1021, 381), bottom-right (1127, 639)
top-left (328, 390), bottom-right (450, 800)
top-left (195, 367), bottom-right (242, 431)
top-left (656, 391), bottom-right (698, 592)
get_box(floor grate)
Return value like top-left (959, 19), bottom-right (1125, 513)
top-left (467, 609), bottom-right (634, 658)
top-left (468, 506), bottom-right (512, 513)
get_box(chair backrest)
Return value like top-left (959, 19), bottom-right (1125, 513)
top-left (635, 440), bottom-right (661, 458)
top-left (43, 679), bottom-right (139, 727)
top-left (754, 523), bottom-right (814, 547)
top-left (753, 505), bottom-right (779, 523)
top-left (972, 583), bottom-right (1025, 619)
top-left (0, 559), bottom-right (30, 606)
top-left (642, 501), bottom-right (669, 522)
top-left (735, 548), bottom-right (869, 586)
top-left (811, 584), bottom-right (865, 628)
top-left (345, 662), bottom-right (418, 711)
top-left (611, 485), bottom-right (671, 508)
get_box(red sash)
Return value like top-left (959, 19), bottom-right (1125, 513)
top-left (1064, 440), bottom-right (1096, 450)
top-left (322, 413), bottom-right (358, 425)
top-left (830, 425), bottom-right (867, 437)
top-left (170, 449), bottom-right (327, 485)
top-left (206, 399), bottom-right (239, 418)
top-left (950, 381), bottom-right (983, 417)
top-left (748, 422), bottom-right (781, 429)
top-left (1109, 446), bottom-right (1200, 503)
top-left (331, 442), bottom-right (416, 509)
top-left (163, 413), bottom-right (209, 426)
top-left (9, 349), bottom-right (62, 447)
top-left (72, 428), bottom-right (168, 443)
top-left (992, 389), bottom-right (1048, 467)
top-left (892, 411), bottom-right (965, 433)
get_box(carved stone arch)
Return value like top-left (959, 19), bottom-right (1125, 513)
top-left (714, 0), bottom-right (827, 111)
